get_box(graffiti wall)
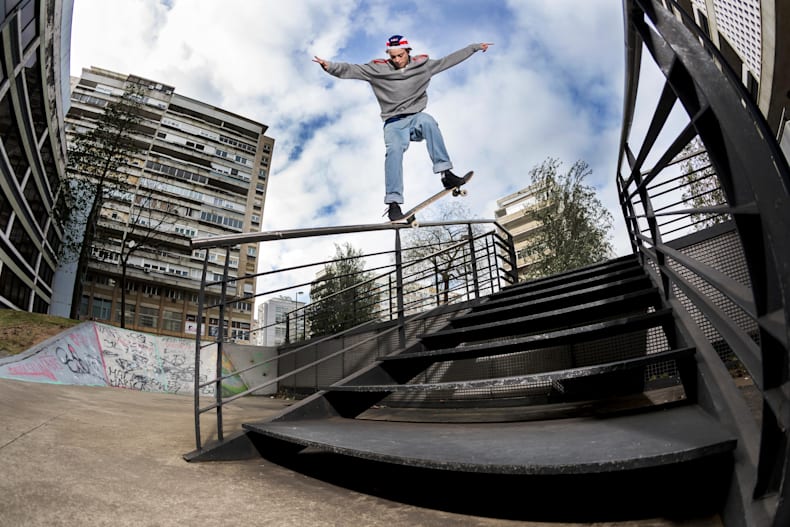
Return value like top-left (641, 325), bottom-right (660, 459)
top-left (0, 323), bottom-right (106, 386)
top-left (0, 322), bottom-right (233, 395)
top-left (225, 344), bottom-right (278, 395)
top-left (94, 324), bottom-right (217, 395)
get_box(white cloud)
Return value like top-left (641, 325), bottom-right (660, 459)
top-left (69, 0), bottom-right (632, 304)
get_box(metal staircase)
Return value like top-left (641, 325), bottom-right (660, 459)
top-left (241, 255), bottom-right (737, 518)
top-left (186, 1), bottom-right (790, 524)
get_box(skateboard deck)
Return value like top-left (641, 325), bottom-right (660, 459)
top-left (390, 170), bottom-right (474, 226)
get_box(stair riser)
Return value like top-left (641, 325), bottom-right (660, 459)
top-left (455, 277), bottom-right (653, 327)
top-left (481, 267), bottom-right (647, 309)
top-left (496, 257), bottom-right (640, 297)
top-left (421, 292), bottom-right (660, 349)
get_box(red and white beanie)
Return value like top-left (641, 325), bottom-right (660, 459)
top-left (386, 35), bottom-right (411, 52)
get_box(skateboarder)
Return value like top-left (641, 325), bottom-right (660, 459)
top-left (313, 36), bottom-right (492, 221)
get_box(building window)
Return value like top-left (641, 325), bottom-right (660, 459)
top-left (79, 295), bottom-right (89, 317)
top-left (162, 310), bottom-right (182, 332)
top-left (0, 265), bottom-right (31, 309)
top-left (115, 303), bottom-right (136, 325)
top-left (746, 70), bottom-right (758, 101)
top-left (138, 306), bottom-right (158, 328)
top-left (231, 321), bottom-right (250, 341)
top-left (275, 306), bottom-right (287, 324)
top-left (91, 298), bottom-right (112, 321)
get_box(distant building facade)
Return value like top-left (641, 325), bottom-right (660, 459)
top-left (0, 0), bottom-right (73, 312)
top-left (257, 296), bottom-right (305, 346)
top-left (59, 67), bottom-right (274, 341)
top-left (494, 184), bottom-right (545, 279)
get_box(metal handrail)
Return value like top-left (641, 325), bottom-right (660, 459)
top-left (191, 218), bottom-right (517, 451)
top-left (191, 219), bottom-right (497, 248)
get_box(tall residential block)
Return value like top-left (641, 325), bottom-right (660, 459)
top-left (0, 0), bottom-right (73, 312)
top-left (62, 67), bottom-right (274, 342)
top-left (494, 184), bottom-right (544, 279)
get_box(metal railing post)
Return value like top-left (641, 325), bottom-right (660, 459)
top-left (214, 246), bottom-right (231, 442)
top-left (193, 253), bottom-right (209, 451)
top-left (434, 262), bottom-right (441, 306)
top-left (485, 233), bottom-right (498, 293)
top-left (394, 230), bottom-right (406, 348)
top-left (467, 224), bottom-right (480, 299)
top-left (388, 275), bottom-right (394, 320)
top-left (189, 219), bottom-right (502, 455)
top-left (504, 228), bottom-right (518, 282)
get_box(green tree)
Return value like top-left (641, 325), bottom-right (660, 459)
top-left (520, 158), bottom-right (614, 279)
top-left (308, 243), bottom-right (380, 336)
top-left (679, 136), bottom-right (727, 230)
top-left (403, 202), bottom-right (483, 304)
top-left (55, 84), bottom-right (148, 318)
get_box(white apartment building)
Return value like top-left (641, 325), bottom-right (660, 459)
top-left (257, 296), bottom-right (306, 346)
top-left (494, 184), bottom-right (545, 279)
top-left (62, 67), bottom-right (275, 342)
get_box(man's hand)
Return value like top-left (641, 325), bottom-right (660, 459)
top-left (313, 56), bottom-right (329, 70)
top-left (480, 43), bottom-right (493, 52)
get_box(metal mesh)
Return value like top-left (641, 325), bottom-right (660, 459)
top-left (664, 227), bottom-right (758, 376)
top-left (276, 305), bottom-right (470, 393)
top-left (381, 323), bottom-right (677, 407)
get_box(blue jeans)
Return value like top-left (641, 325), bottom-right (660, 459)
top-left (383, 112), bottom-right (453, 204)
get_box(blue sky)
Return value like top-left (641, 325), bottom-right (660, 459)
top-left (69, 0), bottom-right (633, 300)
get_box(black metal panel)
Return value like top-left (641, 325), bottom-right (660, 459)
top-left (454, 275), bottom-right (651, 328)
top-left (385, 309), bottom-right (674, 363)
top-left (419, 288), bottom-right (660, 349)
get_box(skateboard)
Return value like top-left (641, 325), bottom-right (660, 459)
top-left (389, 171), bottom-right (474, 226)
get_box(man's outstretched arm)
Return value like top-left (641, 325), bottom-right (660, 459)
top-left (312, 56), bottom-right (329, 71)
top-left (428, 43), bottom-right (494, 75)
top-left (312, 56), bottom-right (377, 80)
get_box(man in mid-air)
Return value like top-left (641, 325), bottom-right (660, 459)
top-left (314, 35), bottom-right (492, 221)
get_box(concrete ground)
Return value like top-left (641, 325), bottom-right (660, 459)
top-left (0, 378), bottom-right (722, 527)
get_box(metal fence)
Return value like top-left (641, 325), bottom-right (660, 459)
top-left (189, 220), bottom-right (516, 449)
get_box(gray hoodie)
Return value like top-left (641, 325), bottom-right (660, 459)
top-left (326, 44), bottom-right (484, 121)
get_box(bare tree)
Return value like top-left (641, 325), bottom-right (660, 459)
top-left (679, 136), bottom-right (728, 230)
top-left (403, 201), bottom-right (483, 304)
top-left (55, 84), bottom-right (148, 318)
top-left (117, 184), bottom-right (179, 328)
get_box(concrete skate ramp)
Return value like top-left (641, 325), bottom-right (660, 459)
top-left (0, 322), bottom-right (235, 395)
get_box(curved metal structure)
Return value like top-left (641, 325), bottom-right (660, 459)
top-left (619, 1), bottom-right (790, 525)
